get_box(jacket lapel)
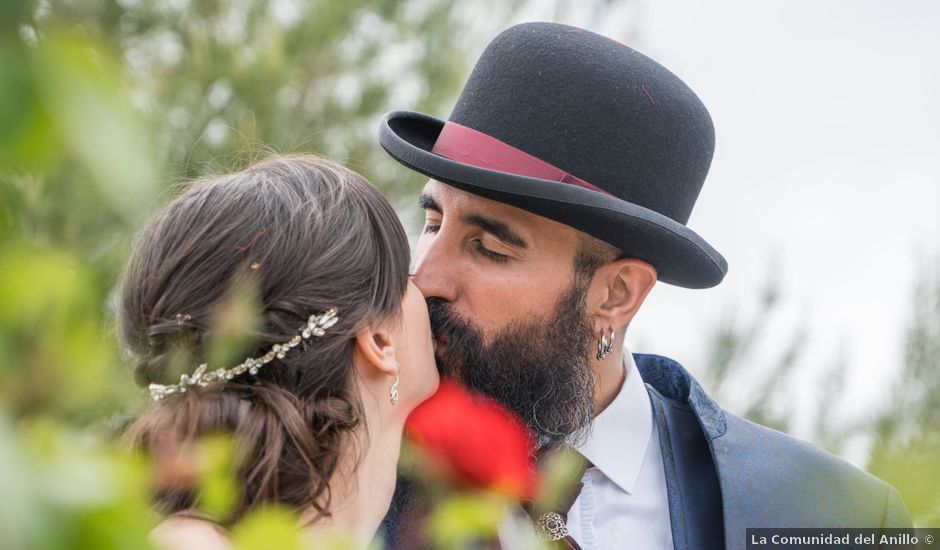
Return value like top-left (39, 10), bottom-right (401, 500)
top-left (638, 354), bottom-right (725, 550)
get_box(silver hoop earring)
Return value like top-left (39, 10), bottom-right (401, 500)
top-left (596, 328), bottom-right (616, 360)
top-left (605, 328), bottom-right (615, 356)
top-left (389, 372), bottom-right (400, 406)
top-left (597, 333), bottom-right (609, 360)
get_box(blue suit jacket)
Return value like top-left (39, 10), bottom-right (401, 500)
top-left (636, 353), bottom-right (913, 550)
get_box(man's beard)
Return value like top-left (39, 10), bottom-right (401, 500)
top-left (426, 277), bottom-right (597, 451)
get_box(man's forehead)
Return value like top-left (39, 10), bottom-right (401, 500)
top-left (422, 179), bottom-right (580, 242)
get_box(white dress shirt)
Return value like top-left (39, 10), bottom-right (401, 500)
top-left (566, 351), bottom-right (674, 549)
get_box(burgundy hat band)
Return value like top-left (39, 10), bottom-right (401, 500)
top-left (431, 121), bottom-right (611, 196)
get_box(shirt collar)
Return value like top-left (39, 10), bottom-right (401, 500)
top-left (574, 351), bottom-right (653, 495)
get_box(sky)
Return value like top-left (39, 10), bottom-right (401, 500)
top-left (500, 0), bottom-right (940, 447)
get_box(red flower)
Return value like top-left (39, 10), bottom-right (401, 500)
top-left (405, 381), bottom-right (537, 500)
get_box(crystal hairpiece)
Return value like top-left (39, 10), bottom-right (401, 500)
top-left (148, 308), bottom-right (339, 401)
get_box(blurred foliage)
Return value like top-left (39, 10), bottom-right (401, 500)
top-left (229, 505), bottom-right (319, 550)
top-left (193, 434), bottom-right (242, 520)
top-left (867, 257), bottom-right (940, 526)
top-left (699, 264), bottom-right (805, 435)
top-left (0, 415), bottom-right (156, 549)
top-left (699, 259), bottom-right (940, 526)
top-left (3, 0), bottom-right (529, 294)
top-left (427, 492), bottom-right (506, 548)
top-left (532, 446), bottom-right (588, 517)
top-left (206, 272), bottom-right (263, 377)
top-left (17, 0), bottom-right (527, 234)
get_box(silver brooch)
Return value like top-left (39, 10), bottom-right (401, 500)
top-left (535, 512), bottom-right (570, 542)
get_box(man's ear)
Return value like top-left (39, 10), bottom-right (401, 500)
top-left (354, 326), bottom-right (399, 377)
top-left (589, 258), bottom-right (657, 332)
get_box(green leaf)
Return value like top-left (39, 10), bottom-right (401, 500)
top-left (195, 434), bottom-right (242, 520)
top-left (428, 492), bottom-right (506, 549)
top-left (32, 31), bottom-right (160, 221)
top-left (532, 447), bottom-right (587, 516)
top-left (230, 505), bottom-right (312, 550)
top-left (206, 274), bottom-right (262, 373)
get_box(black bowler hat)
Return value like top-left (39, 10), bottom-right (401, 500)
top-left (379, 22), bottom-right (727, 288)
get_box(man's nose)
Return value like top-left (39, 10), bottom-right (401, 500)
top-left (411, 234), bottom-right (459, 302)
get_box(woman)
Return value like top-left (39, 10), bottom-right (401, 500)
top-left (120, 155), bottom-right (439, 547)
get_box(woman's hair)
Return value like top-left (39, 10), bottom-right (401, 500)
top-left (120, 155), bottom-right (410, 522)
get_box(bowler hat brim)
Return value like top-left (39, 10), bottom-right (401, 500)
top-left (380, 110), bottom-right (727, 289)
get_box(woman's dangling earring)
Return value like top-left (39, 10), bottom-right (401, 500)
top-left (389, 365), bottom-right (400, 406)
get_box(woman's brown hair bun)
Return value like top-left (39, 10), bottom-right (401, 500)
top-left (120, 155), bottom-right (410, 522)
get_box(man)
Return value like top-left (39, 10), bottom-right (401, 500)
top-left (378, 22), bottom-right (912, 549)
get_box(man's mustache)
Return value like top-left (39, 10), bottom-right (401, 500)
top-left (425, 297), bottom-right (482, 377)
top-left (425, 297), bottom-right (466, 339)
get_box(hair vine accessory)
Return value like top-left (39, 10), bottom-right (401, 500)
top-left (148, 308), bottom-right (339, 401)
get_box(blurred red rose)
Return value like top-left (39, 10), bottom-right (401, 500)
top-left (405, 381), bottom-right (537, 500)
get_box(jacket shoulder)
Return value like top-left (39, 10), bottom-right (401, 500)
top-left (716, 412), bottom-right (913, 529)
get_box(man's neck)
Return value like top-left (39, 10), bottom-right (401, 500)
top-left (593, 351), bottom-right (628, 417)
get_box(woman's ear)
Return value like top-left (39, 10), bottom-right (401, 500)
top-left (354, 326), bottom-right (399, 377)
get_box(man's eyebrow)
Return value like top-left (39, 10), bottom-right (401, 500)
top-left (418, 193), bottom-right (441, 213)
top-left (462, 213), bottom-right (529, 249)
top-left (419, 192), bottom-right (528, 249)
